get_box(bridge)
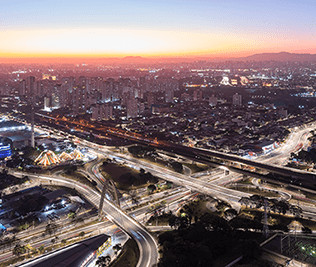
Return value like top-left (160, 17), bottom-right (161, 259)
top-left (35, 114), bottom-right (316, 190)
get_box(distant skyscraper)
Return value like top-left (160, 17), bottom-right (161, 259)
top-left (22, 76), bottom-right (36, 97)
top-left (139, 76), bottom-right (149, 94)
top-left (60, 77), bottom-right (75, 108)
top-left (126, 96), bottom-right (138, 118)
top-left (44, 96), bottom-right (50, 110)
top-left (51, 85), bottom-right (61, 109)
top-left (91, 103), bottom-right (113, 121)
top-left (147, 92), bottom-right (154, 108)
top-left (232, 93), bottom-right (242, 106)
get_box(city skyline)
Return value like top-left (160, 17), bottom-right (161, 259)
top-left (1, 1), bottom-right (316, 266)
top-left (1, 0), bottom-right (316, 60)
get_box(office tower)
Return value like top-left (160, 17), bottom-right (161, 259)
top-left (60, 77), bottom-right (75, 108)
top-left (22, 76), bottom-right (36, 97)
top-left (232, 93), bottom-right (242, 106)
top-left (126, 96), bottom-right (138, 119)
top-left (147, 92), bottom-right (154, 108)
top-left (51, 84), bottom-right (61, 109)
top-left (31, 106), bottom-right (35, 148)
top-left (44, 96), bottom-right (50, 110)
top-left (92, 103), bottom-right (113, 121)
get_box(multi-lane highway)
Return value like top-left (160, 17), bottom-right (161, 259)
top-left (12, 172), bottom-right (158, 267)
top-left (7, 115), bottom-right (316, 266)
top-left (78, 130), bottom-right (316, 218)
top-left (30, 113), bottom-right (316, 184)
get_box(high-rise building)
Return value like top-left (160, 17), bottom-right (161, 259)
top-left (44, 96), bottom-right (51, 110)
top-left (60, 77), bottom-right (75, 108)
top-left (51, 84), bottom-right (61, 109)
top-left (138, 102), bottom-right (145, 114)
top-left (126, 96), bottom-right (138, 119)
top-left (22, 76), bottom-right (36, 97)
top-left (91, 103), bottom-right (113, 121)
top-left (147, 92), bottom-right (154, 108)
top-left (101, 79), bottom-right (114, 102)
top-left (232, 93), bottom-right (242, 106)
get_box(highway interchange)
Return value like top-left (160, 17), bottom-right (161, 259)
top-left (4, 117), bottom-right (316, 267)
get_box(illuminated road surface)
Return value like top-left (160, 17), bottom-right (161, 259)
top-left (12, 172), bottom-right (158, 267)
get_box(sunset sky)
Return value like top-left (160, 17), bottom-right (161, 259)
top-left (1, 0), bottom-right (316, 59)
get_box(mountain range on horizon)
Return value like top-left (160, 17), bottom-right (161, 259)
top-left (240, 51), bottom-right (316, 62)
top-left (1, 52), bottom-right (316, 64)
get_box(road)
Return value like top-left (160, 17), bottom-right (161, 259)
top-left (22, 112), bottom-right (316, 183)
top-left (19, 224), bottom-right (126, 267)
top-left (12, 172), bottom-right (158, 267)
top-left (78, 130), bottom-right (316, 218)
top-left (0, 218), bottom-right (114, 264)
top-left (8, 117), bottom-right (316, 266)
top-left (259, 125), bottom-right (313, 165)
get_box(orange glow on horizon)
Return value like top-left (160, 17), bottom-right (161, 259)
top-left (1, 27), bottom-right (316, 62)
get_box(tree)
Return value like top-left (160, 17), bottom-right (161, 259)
top-left (113, 243), bottom-right (122, 255)
top-left (68, 211), bottom-right (76, 220)
top-left (96, 256), bottom-right (111, 267)
top-left (38, 245), bottom-right (45, 254)
top-left (168, 214), bottom-right (179, 229)
top-left (242, 240), bottom-right (261, 260)
top-left (65, 165), bottom-right (77, 175)
top-left (143, 171), bottom-right (156, 183)
top-left (200, 213), bottom-right (231, 232)
top-left (45, 223), bottom-right (57, 236)
top-left (147, 184), bottom-right (156, 193)
top-left (170, 161), bottom-right (183, 173)
top-left (166, 181), bottom-right (173, 189)
top-left (13, 243), bottom-right (26, 256)
top-left (129, 190), bottom-right (140, 206)
top-left (302, 226), bottom-right (312, 234)
top-left (25, 244), bottom-right (33, 256)
top-left (79, 231), bottom-right (85, 237)
top-left (276, 200), bottom-right (289, 214)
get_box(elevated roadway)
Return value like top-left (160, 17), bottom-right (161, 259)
top-left (12, 171), bottom-right (158, 267)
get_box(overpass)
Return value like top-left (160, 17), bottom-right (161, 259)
top-left (100, 128), bottom-right (316, 189)
top-left (12, 171), bottom-right (158, 267)
top-left (160, 142), bottom-right (316, 183)
top-left (32, 114), bottom-right (316, 189)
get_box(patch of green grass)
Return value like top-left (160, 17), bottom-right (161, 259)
top-left (237, 178), bottom-right (254, 185)
top-left (111, 238), bottom-right (139, 267)
top-left (183, 163), bottom-right (209, 173)
top-left (101, 162), bottom-right (157, 190)
top-left (147, 212), bottom-right (173, 226)
top-left (62, 171), bottom-right (96, 188)
top-left (241, 208), bottom-right (316, 230)
top-left (229, 186), bottom-right (280, 198)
